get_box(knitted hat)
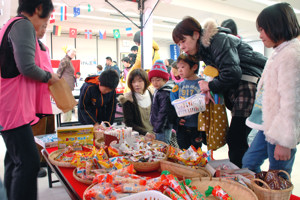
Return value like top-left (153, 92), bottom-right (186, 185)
top-left (148, 60), bottom-right (169, 81)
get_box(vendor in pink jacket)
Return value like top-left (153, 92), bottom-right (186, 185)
top-left (0, 0), bottom-right (59, 199)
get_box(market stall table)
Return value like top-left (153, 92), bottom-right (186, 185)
top-left (42, 147), bottom-right (161, 200)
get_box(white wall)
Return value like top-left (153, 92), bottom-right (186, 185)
top-left (156, 39), bottom-right (174, 62)
top-left (246, 39), bottom-right (272, 58)
top-left (45, 31), bottom-right (174, 78)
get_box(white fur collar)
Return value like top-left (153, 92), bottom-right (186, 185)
top-left (201, 19), bottom-right (219, 47)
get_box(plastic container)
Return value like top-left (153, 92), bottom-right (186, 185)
top-left (119, 190), bottom-right (172, 200)
top-left (171, 93), bottom-right (206, 117)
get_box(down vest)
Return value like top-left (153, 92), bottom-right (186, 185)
top-left (198, 20), bottom-right (267, 94)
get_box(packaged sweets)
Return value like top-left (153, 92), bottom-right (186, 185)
top-left (205, 185), bottom-right (232, 200)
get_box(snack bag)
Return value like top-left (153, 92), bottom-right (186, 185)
top-left (161, 171), bottom-right (191, 200)
top-left (205, 185), bottom-right (232, 200)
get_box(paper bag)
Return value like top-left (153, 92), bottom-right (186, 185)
top-left (48, 78), bottom-right (77, 113)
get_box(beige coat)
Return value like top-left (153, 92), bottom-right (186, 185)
top-left (57, 55), bottom-right (75, 91)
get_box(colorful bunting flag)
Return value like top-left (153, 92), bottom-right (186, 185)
top-left (60, 6), bottom-right (67, 21)
top-left (69, 28), bottom-right (77, 38)
top-left (85, 30), bottom-right (92, 39)
top-left (99, 30), bottom-right (106, 39)
top-left (73, 7), bottom-right (80, 17)
top-left (53, 25), bottom-right (61, 36)
top-left (113, 29), bottom-right (120, 39)
top-left (125, 27), bottom-right (133, 37)
top-left (49, 10), bottom-right (55, 24)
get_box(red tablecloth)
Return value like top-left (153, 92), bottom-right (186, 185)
top-left (46, 147), bottom-right (161, 199)
top-left (291, 195), bottom-right (300, 200)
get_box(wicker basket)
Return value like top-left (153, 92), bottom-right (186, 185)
top-left (83, 184), bottom-right (171, 200)
top-left (192, 177), bottom-right (258, 200)
top-left (83, 183), bottom-right (96, 200)
top-left (94, 121), bottom-right (111, 140)
top-left (251, 170), bottom-right (293, 200)
top-left (130, 139), bottom-right (169, 172)
top-left (119, 191), bottom-right (172, 200)
top-left (73, 168), bottom-right (93, 185)
top-left (130, 156), bottom-right (167, 172)
top-left (48, 149), bottom-right (75, 168)
top-left (151, 139), bottom-right (168, 147)
top-left (160, 160), bottom-right (211, 180)
top-left (94, 138), bottom-right (105, 149)
top-left (190, 177), bottom-right (258, 200)
top-left (94, 130), bottom-right (104, 140)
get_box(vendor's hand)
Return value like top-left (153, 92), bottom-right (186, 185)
top-left (48, 73), bottom-right (59, 85)
top-left (179, 119), bottom-right (186, 126)
top-left (274, 144), bottom-right (291, 161)
top-left (198, 80), bottom-right (209, 93)
top-left (145, 132), bottom-right (156, 141)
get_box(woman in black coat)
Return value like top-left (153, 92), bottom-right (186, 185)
top-left (172, 17), bottom-right (267, 168)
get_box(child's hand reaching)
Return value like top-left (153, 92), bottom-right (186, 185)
top-left (274, 144), bottom-right (291, 161)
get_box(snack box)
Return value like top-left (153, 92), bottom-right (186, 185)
top-left (34, 133), bottom-right (58, 148)
top-left (205, 159), bottom-right (239, 176)
top-left (57, 125), bottom-right (94, 149)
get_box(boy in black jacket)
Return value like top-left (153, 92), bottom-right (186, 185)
top-left (149, 60), bottom-right (175, 144)
top-left (78, 70), bottom-right (119, 125)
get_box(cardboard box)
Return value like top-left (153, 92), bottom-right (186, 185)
top-left (205, 159), bottom-right (239, 176)
top-left (57, 125), bottom-right (94, 149)
top-left (34, 133), bottom-right (58, 149)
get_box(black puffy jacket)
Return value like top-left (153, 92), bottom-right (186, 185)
top-left (198, 20), bottom-right (267, 94)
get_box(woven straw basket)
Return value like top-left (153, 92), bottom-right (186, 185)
top-left (94, 121), bottom-right (111, 140)
top-left (160, 160), bottom-right (211, 180)
top-left (190, 177), bottom-right (258, 200)
top-left (73, 168), bottom-right (93, 185)
top-left (130, 157), bottom-right (166, 172)
top-left (94, 138), bottom-right (104, 149)
top-left (94, 130), bottom-right (104, 140)
top-left (151, 140), bottom-right (168, 148)
top-left (251, 170), bottom-right (293, 200)
top-left (83, 183), bottom-right (96, 200)
top-left (130, 140), bottom-right (168, 172)
top-left (49, 149), bottom-right (75, 168)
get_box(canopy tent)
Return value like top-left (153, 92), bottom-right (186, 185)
top-left (104, 0), bottom-right (171, 69)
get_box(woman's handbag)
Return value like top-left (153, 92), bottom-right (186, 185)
top-left (48, 78), bottom-right (77, 113)
top-left (198, 101), bottom-right (228, 150)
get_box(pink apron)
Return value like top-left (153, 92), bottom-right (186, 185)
top-left (35, 42), bottom-right (53, 115)
top-left (0, 17), bottom-right (53, 131)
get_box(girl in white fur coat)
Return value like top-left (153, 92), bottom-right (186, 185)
top-left (242, 2), bottom-right (300, 175)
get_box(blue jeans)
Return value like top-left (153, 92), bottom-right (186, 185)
top-left (155, 128), bottom-right (172, 144)
top-left (0, 179), bottom-right (7, 200)
top-left (242, 130), bottom-right (297, 175)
